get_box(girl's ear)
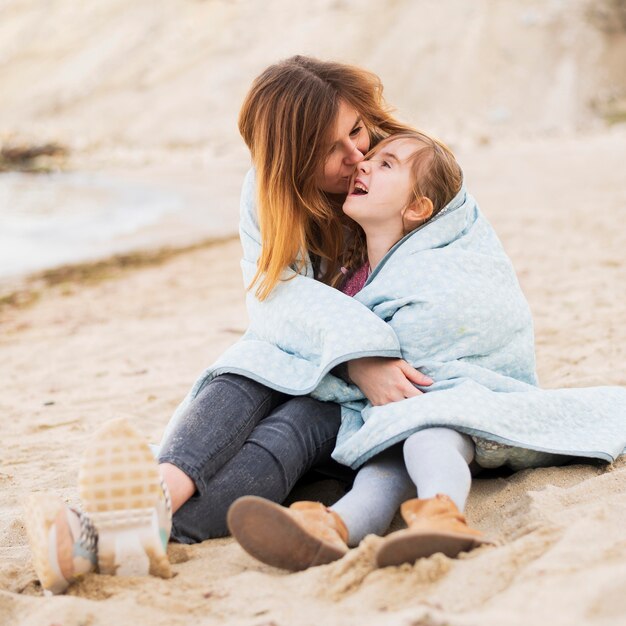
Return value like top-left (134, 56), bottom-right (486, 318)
top-left (404, 196), bottom-right (434, 227)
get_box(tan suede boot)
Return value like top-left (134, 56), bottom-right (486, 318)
top-left (376, 494), bottom-right (491, 568)
top-left (227, 496), bottom-right (349, 571)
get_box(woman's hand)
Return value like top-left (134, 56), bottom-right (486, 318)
top-left (347, 357), bottom-right (433, 406)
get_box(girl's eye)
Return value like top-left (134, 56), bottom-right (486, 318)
top-left (381, 160), bottom-right (391, 168)
top-left (350, 126), bottom-right (363, 137)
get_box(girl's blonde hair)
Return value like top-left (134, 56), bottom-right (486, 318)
top-left (340, 130), bottom-right (463, 277)
top-left (238, 55), bottom-right (414, 300)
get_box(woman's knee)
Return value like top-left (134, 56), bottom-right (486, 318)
top-left (166, 375), bottom-right (280, 446)
top-left (194, 374), bottom-right (279, 415)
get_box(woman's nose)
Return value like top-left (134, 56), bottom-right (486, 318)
top-left (344, 142), bottom-right (364, 165)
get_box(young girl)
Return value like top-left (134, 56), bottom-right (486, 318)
top-left (226, 130), bottom-right (626, 570)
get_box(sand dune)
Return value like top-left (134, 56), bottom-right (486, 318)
top-left (1, 0), bottom-right (625, 165)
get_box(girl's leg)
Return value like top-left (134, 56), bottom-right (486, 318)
top-left (402, 427), bottom-right (475, 511)
top-left (157, 374), bottom-right (288, 513)
top-left (330, 445), bottom-right (415, 546)
top-left (227, 446), bottom-right (413, 570)
top-left (375, 429), bottom-right (487, 568)
top-left (171, 395), bottom-right (345, 543)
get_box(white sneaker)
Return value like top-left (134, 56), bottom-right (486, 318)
top-left (24, 493), bottom-right (97, 595)
top-left (78, 418), bottom-right (172, 579)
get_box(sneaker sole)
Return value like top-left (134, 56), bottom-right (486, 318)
top-left (78, 418), bottom-right (171, 578)
top-left (227, 495), bottom-right (347, 571)
top-left (24, 493), bottom-right (72, 595)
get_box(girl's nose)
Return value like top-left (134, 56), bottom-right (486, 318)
top-left (357, 159), bottom-right (370, 173)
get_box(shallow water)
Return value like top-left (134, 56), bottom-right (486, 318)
top-left (0, 170), bottom-right (239, 280)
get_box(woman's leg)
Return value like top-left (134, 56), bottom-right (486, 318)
top-left (171, 395), bottom-right (345, 543)
top-left (157, 374), bottom-right (288, 513)
top-left (402, 427), bottom-right (474, 511)
top-left (330, 446), bottom-right (415, 546)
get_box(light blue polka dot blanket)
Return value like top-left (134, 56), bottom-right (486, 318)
top-left (162, 170), bottom-right (626, 470)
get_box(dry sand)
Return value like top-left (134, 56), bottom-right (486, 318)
top-left (1, 1), bottom-right (626, 624)
top-left (1, 131), bottom-right (625, 626)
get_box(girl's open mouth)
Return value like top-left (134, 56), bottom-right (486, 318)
top-left (351, 179), bottom-right (368, 195)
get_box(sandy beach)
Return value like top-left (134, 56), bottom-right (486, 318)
top-left (1, 1), bottom-right (626, 624)
top-left (1, 131), bottom-right (625, 625)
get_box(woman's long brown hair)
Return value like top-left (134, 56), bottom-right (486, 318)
top-left (238, 55), bottom-right (413, 300)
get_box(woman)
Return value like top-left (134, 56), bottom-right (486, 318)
top-left (25, 55), bottom-right (432, 594)
top-left (159, 56), bottom-right (433, 540)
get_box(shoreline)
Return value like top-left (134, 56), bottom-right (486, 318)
top-left (0, 235), bottom-right (238, 320)
top-left (0, 160), bottom-right (246, 281)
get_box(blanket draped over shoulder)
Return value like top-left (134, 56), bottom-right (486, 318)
top-left (162, 170), bottom-right (626, 470)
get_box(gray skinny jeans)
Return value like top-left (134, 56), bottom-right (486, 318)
top-left (158, 373), bottom-right (348, 543)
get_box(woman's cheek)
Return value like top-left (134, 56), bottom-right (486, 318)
top-left (359, 135), bottom-right (371, 155)
top-left (328, 153), bottom-right (341, 174)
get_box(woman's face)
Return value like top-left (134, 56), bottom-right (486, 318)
top-left (319, 99), bottom-right (370, 195)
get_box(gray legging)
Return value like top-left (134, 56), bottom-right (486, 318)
top-left (158, 374), bottom-right (349, 543)
top-left (332, 428), bottom-right (474, 546)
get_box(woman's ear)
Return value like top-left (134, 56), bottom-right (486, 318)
top-left (404, 197), bottom-right (434, 227)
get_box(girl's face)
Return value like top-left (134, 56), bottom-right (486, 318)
top-left (319, 99), bottom-right (370, 195)
top-left (343, 137), bottom-right (418, 230)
